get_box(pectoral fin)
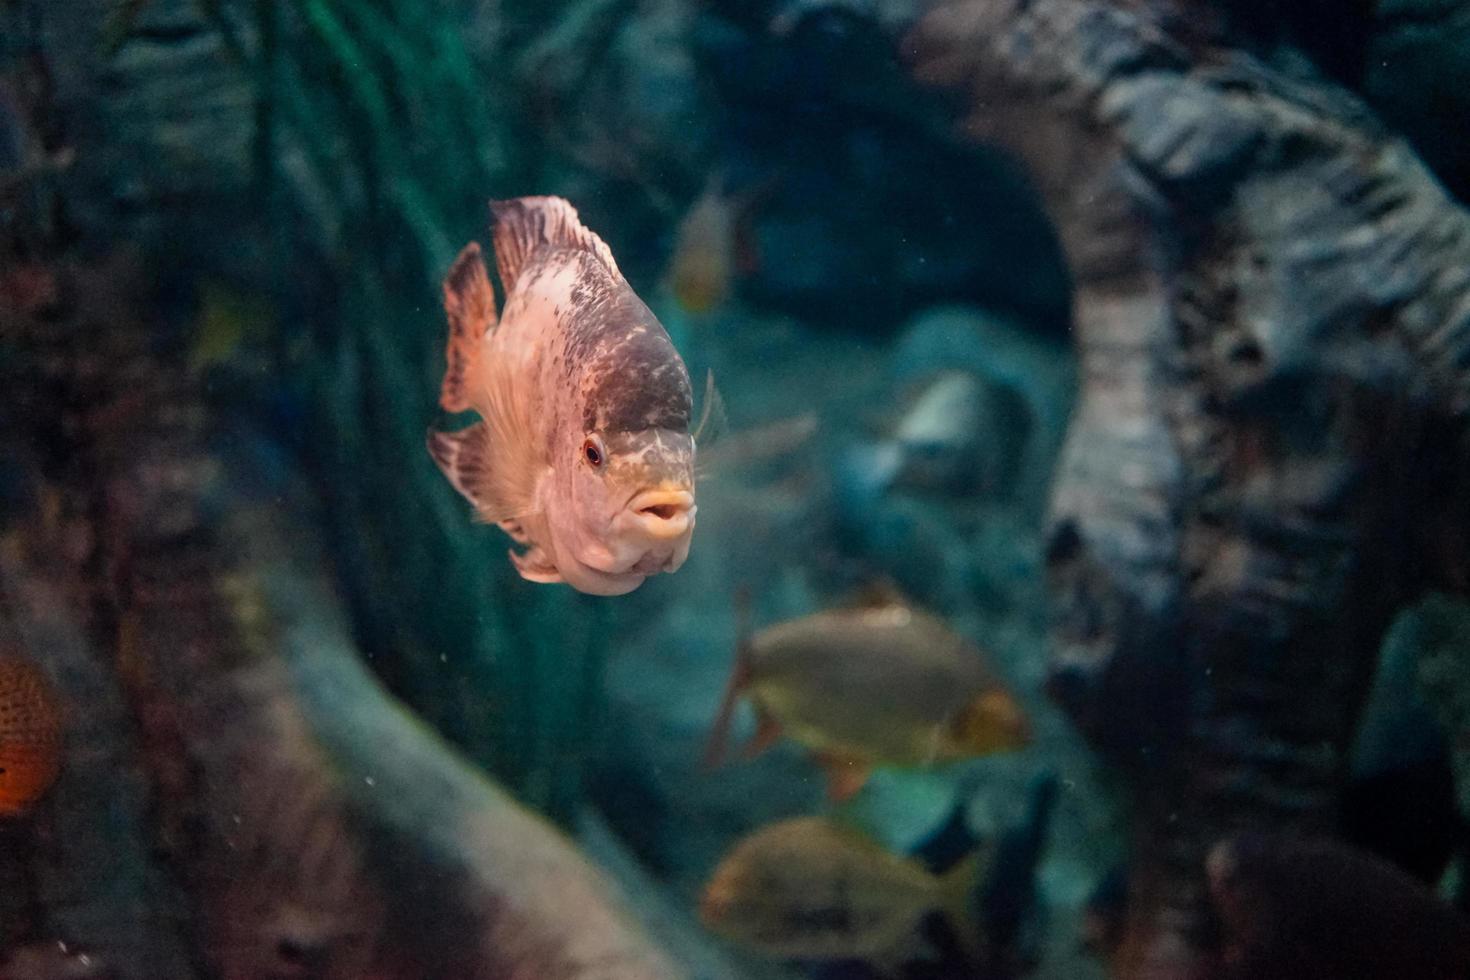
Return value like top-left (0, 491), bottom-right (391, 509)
top-left (741, 707), bottom-right (783, 761)
top-left (814, 752), bottom-right (871, 802)
top-left (498, 518), bottom-right (532, 545)
top-left (426, 360), bottom-right (543, 526)
top-left (427, 424), bottom-right (493, 512)
top-left (692, 369), bottom-right (728, 447)
top-left (509, 546), bottom-right (562, 584)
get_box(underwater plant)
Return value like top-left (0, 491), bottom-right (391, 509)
top-left (151, 0), bottom-right (611, 818)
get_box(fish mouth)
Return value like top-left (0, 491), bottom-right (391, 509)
top-left (629, 551), bottom-right (670, 575)
top-left (623, 488), bottom-right (696, 541)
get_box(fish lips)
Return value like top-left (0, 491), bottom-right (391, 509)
top-left (606, 489), bottom-right (697, 575)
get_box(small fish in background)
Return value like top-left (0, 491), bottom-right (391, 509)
top-left (665, 174), bottom-right (772, 316)
top-left (1206, 832), bottom-right (1470, 980)
top-left (428, 196), bottom-right (700, 595)
top-left (186, 282), bottom-right (277, 375)
top-left (699, 815), bottom-right (988, 966)
top-left (703, 586), bottom-right (1030, 800)
top-left (0, 654), bottom-right (62, 818)
top-left (843, 370), bottom-right (1029, 505)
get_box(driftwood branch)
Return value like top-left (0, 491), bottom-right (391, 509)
top-left (907, 2), bottom-right (1470, 976)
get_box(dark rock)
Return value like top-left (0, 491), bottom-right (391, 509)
top-left (909, 0), bottom-right (1470, 973)
top-left (1343, 606), bottom-right (1461, 883)
top-left (977, 773), bottom-right (1060, 974)
top-left (1368, 0), bottom-right (1470, 201)
top-left (691, 4), bottom-right (1071, 334)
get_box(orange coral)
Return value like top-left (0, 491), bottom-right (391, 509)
top-left (0, 655), bottom-right (62, 817)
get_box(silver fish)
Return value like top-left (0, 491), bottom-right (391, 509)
top-left (428, 197), bottom-right (697, 595)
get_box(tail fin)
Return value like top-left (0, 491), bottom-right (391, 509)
top-left (489, 196), bottom-right (623, 290)
top-left (440, 243), bottom-right (497, 414)
top-left (702, 586), bottom-right (756, 771)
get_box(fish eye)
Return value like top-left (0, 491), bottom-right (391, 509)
top-left (582, 436), bottom-right (605, 468)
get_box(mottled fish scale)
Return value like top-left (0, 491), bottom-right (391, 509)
top-left (524, 251), bottom-right (691, 472)
top-left (557, 255), bottom-right (691, 434)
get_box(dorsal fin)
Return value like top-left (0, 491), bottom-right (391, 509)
top-left (843, 577), bottom-right (911, 610)
top-left (440, 243), bottom-right (498, 414)
top-left (488, 196), bottom-right (623, 291)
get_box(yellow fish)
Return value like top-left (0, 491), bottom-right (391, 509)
top-left (668, 177), bottom-right (741, 315)
top-left (699, 815), bottom-right (985, 964)
top-left (187, 283), bottom-right (276, 374)
top-left (703, 588), bottom-right (1030, 800)
top-left (666, 175), bottom-right (774, 316)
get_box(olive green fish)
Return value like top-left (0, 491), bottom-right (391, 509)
top-left (699, 816), bottom-right (984, 964)
top-left (703, 588), bottom-right (1031, 800)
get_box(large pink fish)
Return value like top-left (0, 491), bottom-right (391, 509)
top-left (429, 197), bottom-right (697, 595)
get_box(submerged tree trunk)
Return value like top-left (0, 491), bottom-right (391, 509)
top-left (0, 251), bottom-right (691, 978)
top-left (907, 1), bottom-right (1470, 976)
top-left (4, 0), bottom-right (607, 823)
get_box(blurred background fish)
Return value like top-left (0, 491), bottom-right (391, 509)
top-left (698, 815), bottom-right (987, 968)
top-left (0, 653), bottom-right (62, 818)
top-left (665, 174), bottom-right (776, 317)
top-left (1206, 832), bottom-right (1470, 980)
top-left (843, 369), bottom-right (1027, 503)
top-left (703, 587), bottom-right (1030, 800)
top-left (186, 283), bottom-right (278, 376)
